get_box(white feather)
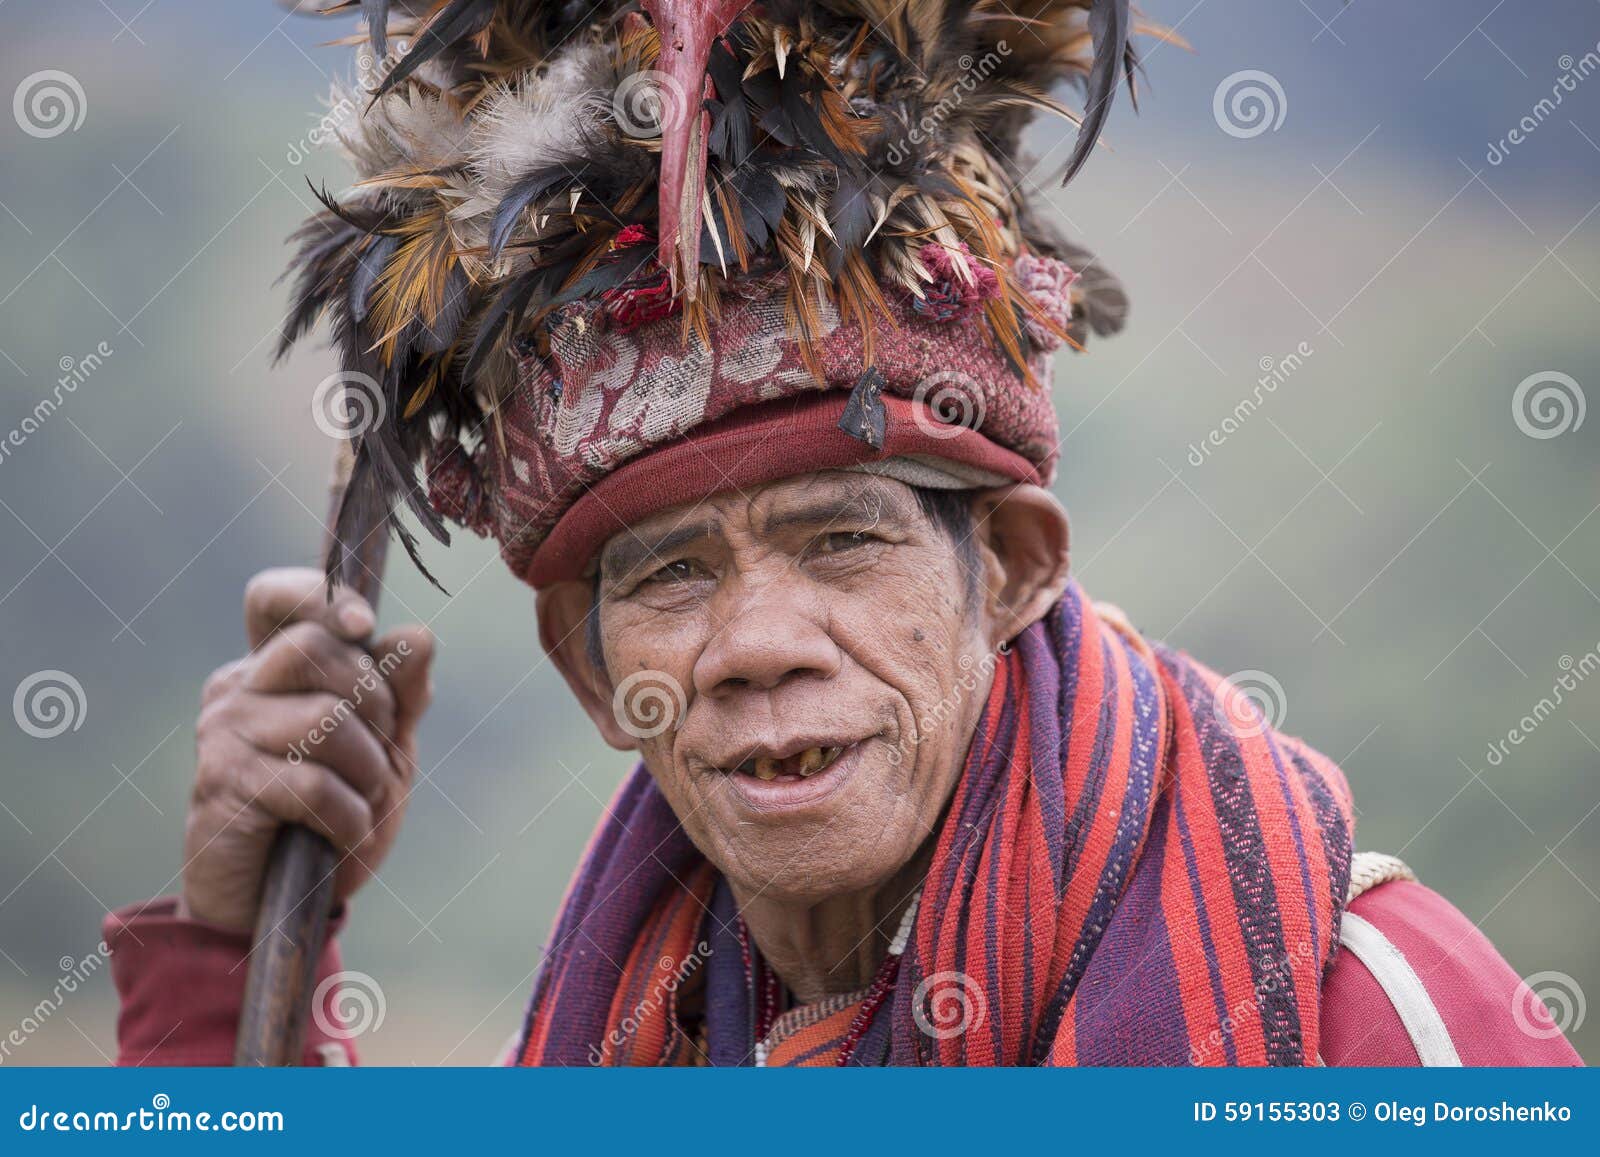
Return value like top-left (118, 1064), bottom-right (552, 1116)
top-left (465, 41), bottom-right (617, 224)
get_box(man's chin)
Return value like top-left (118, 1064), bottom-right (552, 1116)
top-left (687, 740), bottom-right (925, 898)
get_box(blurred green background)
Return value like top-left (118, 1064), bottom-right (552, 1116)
top-left (1, 1), bottom-right (1596, 1065)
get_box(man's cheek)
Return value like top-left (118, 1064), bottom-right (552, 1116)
top-left (606, 650), bottom-right (696, 741)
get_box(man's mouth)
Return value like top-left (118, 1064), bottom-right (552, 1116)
top-left (731, 745), bottom-right (846, 782)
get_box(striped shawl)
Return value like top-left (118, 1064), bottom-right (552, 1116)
top-left (516, 583), bottom-right (1355, 1066)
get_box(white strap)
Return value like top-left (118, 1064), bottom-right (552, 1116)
top-left (1338, 911), bottom-right (1461, 1066)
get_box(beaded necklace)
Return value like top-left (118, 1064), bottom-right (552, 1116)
top-left (749, 890), bottom-right (922, 1067)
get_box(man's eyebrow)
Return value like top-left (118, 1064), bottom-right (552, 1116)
top-left (601, 520), bottom-right (721, 579)
top-left (760, 489), bottom-right (906, 533)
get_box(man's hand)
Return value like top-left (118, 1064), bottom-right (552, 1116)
top-left (181, 568), bottom-right (433, 931)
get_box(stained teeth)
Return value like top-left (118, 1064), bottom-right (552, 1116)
top-left (801, 746), bottom-right (843, 777)
top-left (736, 746), bottom-right (846, 779)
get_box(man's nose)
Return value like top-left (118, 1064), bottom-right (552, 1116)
top-left (693, 580), bottom-right (842, 696)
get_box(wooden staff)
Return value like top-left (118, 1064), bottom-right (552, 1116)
top-left (235, 440), bottom-right (389, 1065)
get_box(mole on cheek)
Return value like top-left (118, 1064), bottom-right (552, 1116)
top-left (912, 628), bottom-right (926, 643)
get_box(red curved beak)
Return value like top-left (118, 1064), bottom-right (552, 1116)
top-left (640, 0), bottom-right (755, 297)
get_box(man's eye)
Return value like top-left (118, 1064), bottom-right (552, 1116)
top-left (817, 530), bottom-right (873, 554)
top-left (643, 559), bottom-right (705, 585)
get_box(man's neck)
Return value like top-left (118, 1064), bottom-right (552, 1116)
top-left (730, 842), bottom-right (933, 1005)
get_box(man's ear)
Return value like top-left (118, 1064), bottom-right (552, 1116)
top-left (968, 483), bottom-right (1072, 647)
top-left (536, 580), bottom-right (638, 752)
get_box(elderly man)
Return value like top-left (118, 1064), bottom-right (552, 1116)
top-left (106, 0), bottom-right (1578, 1066)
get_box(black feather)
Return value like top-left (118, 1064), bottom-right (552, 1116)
top-left (827, 168), bottom-right (880, 275)
top-left (422, 264), bottom-right (472, 354)
top-left (362, 0), bottom-right (390, 59)
top-left (465, 271), bottom-right (545, 379)
top-left (349, 232), bottom-right (398, 323)
top-left (274, 214), bottom-right (362, 362)
top-left (371, 0), bottom-right (496, 102)
top-left (547, 243), bottom-right (655, 310)
top-left (706, 39), bottom-right (752, 168)
top-left (1059, 0), bottom-right (1131, 186)
top-left (761, 72), bottom-right (851, 169)
top-left (487, 165), bottom-right (579, 259)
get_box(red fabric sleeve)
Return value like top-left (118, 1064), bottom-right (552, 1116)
top-left (103, 896), bottom-right (357, 1067)
top-left (1321, 879), bottom-right (1583, 1066)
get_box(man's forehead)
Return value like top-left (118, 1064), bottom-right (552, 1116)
top-left (597, 471), bottom-right (916, 571)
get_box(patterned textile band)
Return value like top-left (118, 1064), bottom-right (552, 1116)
top-left (427, 261), bottom-right (1072, 587)
top-left (514, 582), bottom-right (1356, 1066)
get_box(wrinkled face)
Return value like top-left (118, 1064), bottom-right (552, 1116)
top-left (591, 472), bottom-right (997, 903)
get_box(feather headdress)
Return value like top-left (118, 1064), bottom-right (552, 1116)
top-left (278, 0), bottom-right (1162, 583)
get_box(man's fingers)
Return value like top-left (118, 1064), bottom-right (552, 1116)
top-left (233, 752), bottom-right (376, 857)
top-left (220, 691), bottom-right (396, 807)
top-left (244, 567), bottom-right (375, 649)
top-left (372, 624), bottom-right (434, 753)
top-left (241, 622), bottom-right (398, 738)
